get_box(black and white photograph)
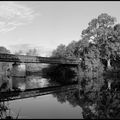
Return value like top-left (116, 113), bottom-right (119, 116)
top-left (0, 1), bottom-right (120, 119)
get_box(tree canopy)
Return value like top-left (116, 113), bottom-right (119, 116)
top-left (0, 46), bottom-right (10, 54)
top-left (47, 13), bottom-right (120, 94)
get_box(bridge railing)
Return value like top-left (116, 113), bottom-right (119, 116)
top-left (0, 53), bottom-right (80, 65)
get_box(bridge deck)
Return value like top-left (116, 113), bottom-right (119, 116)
top-left (0, 84), bottom-right (78, 101)
top-left (0, 53), bottom-right (80, 65)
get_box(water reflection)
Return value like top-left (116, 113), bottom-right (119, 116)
top-left (0, 75), bottom-right (81, 119)
top-left (0, 68), bottom-right (81, 119)
top-left (1, 67), bottom-right (120, 118)
top-left (0, 75), bottom-right (60, 92)
top-left (8, 94), bottom-right (82, 119)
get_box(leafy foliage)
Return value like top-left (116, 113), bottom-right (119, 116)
top-left (0, 46), bottom-right (11, 72)
top-left (46, 13), bottom-right (120, 95)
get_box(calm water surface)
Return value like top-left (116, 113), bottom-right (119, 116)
top-left (8, 94), bottom-right (82, 119)
top-left (1, 75), bottom-right (83, 119)
top-left (1, 64), bottom-right (120, 119)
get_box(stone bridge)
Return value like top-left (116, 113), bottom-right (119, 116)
top-left (0, 53), bottom-right (81, 76)
top-left (0, 53), bottom-right (81, 92)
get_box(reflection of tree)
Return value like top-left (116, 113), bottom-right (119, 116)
top-left (42, 64), bottom-right (78, 85)
top-left (52, 89), bottom-right (79, 107)
top-left (51, 74), bottom-right (120, 119)
top-left (81, 82), bottom-right (120, 119)
top-left (96, 90), bottom-right (120, 119)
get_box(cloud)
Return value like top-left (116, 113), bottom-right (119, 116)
top-left (0, 2), bottom-right (38, 32)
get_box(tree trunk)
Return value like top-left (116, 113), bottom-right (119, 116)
top-left (108, 81), bottom-right (111, 90)
top-left (107, 59), bottom-right (111, 69)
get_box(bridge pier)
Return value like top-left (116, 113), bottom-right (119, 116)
top-left (11, 62), bottom-right (26, 77)
top-left (9, 62), bottom-right (26, 91)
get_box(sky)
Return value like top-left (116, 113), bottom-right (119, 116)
top-left (0, 1), bottom-right (120, 56)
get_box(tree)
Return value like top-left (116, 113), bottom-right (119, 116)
top-left (0, 47), bottom-right (10, 54)
top-left (0, 46), bottom-right (11, 71)
top-left (64, 40), bottom-right (77, 59)
top-left (81, 13), bottom-right (117, 69)
top-left (52, 44), bottom-right (66, 58)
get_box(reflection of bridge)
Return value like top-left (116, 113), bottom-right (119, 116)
top-left (0, 53), bottom-right (81, 100)
top-left (0, 83), bottom-right (78, 101)
top-left (0, 53), bottom-right (80, 65)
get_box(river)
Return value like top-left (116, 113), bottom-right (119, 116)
top-left (1, 63), bottom-right (119, 119)
top-left (0, 75), bottom-right (83, 119)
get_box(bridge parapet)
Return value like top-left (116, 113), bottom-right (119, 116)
top-left (0, 53), bottom-right (80, 65)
